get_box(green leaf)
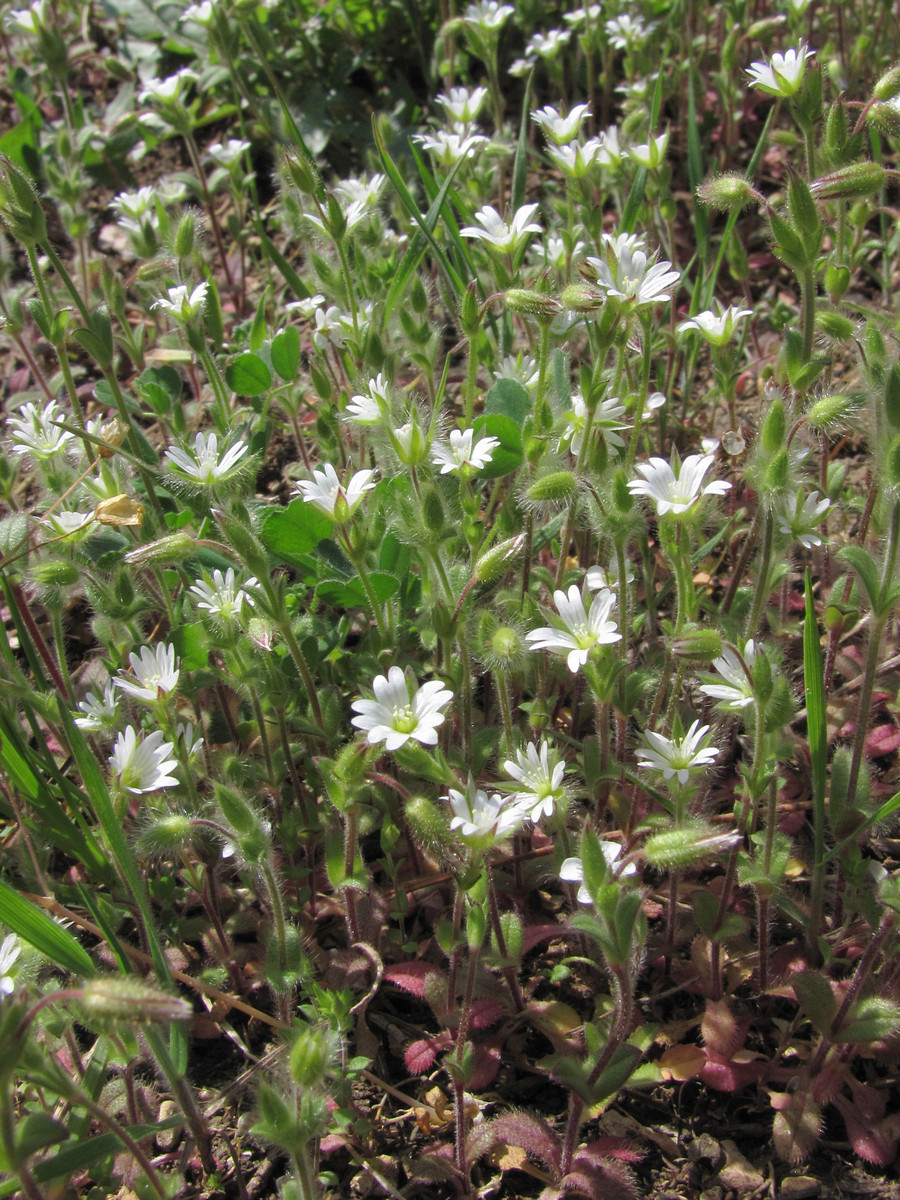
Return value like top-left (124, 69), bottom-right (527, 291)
top-left (511, 66), bottom-right (534, 213)
top-left (15, 1112), bottom-right (69, 1159)
top-left (472, 413), bottom-right (523, 478)
top-left (484, 378), bottom-right (531, 426)
top-left (315, 572), bottom-right (399, 608)
top-left (792, 970), bottom-right (838, 1034)
top-left (804, 571), bottom-right (827, 830)
top-left (249, 285), bottom-right (271, 353)
top-left (225, 352), bottom-right (271, 396)
top-left (261, 498), bottom-right (332, 567)
top-left (840, 545), bottom-right (881, 610)
top-left (0, 879), bottom-right (95, 977)
top-left (27, 1116), bottom-right (183, 1186)
top-left (255, 222), bottom-right (312, 301)
top-left (590, 1042), bottom-right (643, 1106)
top-left (169, 621), bottom-right (208, 671)
top-left (271, 325), bottom-right (301, 382)
top-left (136, 365), bottom-right (182, 415)
top-left (835, 997), bottom-right (900, 1044)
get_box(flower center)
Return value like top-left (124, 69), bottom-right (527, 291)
top-left (392, 705), bottom-right (418, 734)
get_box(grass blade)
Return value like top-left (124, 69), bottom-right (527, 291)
top-left (0, 878), bottom-right (95, 976)
top-left (804, 570), bottom-right (828, 951)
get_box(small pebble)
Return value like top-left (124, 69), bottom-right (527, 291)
top-left (689, 1132), bottom-right (725, 1169)
top-left (780, 1176), bottom-right (820, 1199)
top-left (718, 1139), bottom-right (766, 1191)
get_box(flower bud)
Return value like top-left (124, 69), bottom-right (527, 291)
top-left (810, 162), bottom-right (886, 200)
top-left (459, 280), bottom-right (481, 338)
top-left (806, 393), bottom-right (857, 429)
top-left (671, 625), bottom-right (725, 662)
top-left (422, 486), bottom-right (445, 534)
top-left (866, 100), bottom-right (900, 138)
top-left (644, 821), bottom-right (739, 869)
top-left (504, 289), bottom-right (563, 319)
top-left (824, 264), bottom-right (851, 303)
top-left (474, 533), bottom-right (525, 583)
top-left (31, 561), bottom-right (80, 587)
top-left (874, 64), bottom-right (900, 101)
top-left (81, 979), bottom-right (193, 1024)
top-left (558, 283), bottom-right (603, 312)
top-left (761, 398), bottom-right (786, 453)
top-left (124, 532), bottom-right (197, 565)
top-left (696, 173), bottom-right (759, 213)
top-left (752, 649), bottom-right (774, 704)
top-left (818, 310), bottom-right (854, 341)
top-left (289, 1025), bottom-right (335, 1089)
top-left (763, 448), bottom-right (790, 491)
top-left (525, 470), bottom-right (579, 505)
top-left (174, 212), bottom-right (197, 258)
top-left (283, 150), bottom-right (318, 195)
top-left (405, 795), bottom-right (452, 858)
top-left (137, 813), bottom-right (196, 857)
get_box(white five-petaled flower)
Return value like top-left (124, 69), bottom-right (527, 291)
top-left (596, 125), bottom-right (623, 168)
top-left (295, 462), bottom-right (376, 520)
top-left (152, 281), bottom-right (209, 321)
top-left (351, 666), bottom-right (453, 751)
top-left (532, 103), bottom-right (591, 145)
top-left (346, 373), bottom-right (391, 425)
top-left (562, 393), bottom-right (629, 456)
top-left (437, 86), bottom-right (489, 125)
top-left (627, 130), bottom-right (669, 170)
top-left (494, 353), bottom-right (540, 391)
top-left (564, 4), bottom-right (601, 27)
top-left (6, 399), bottom-right (73, 460)
top-left (560, 842), bottom-right (637, 903)
top-left (777, 489), bottom-right (831, 548)
top-left (182, 0), bottom-right (214, 23)
top-left (189, 568), bottom-right (257, 621)
top-left (586, 561), bottom-right (635, 591)
top-left (75, 680), bottom-right (119, 732)
top-left (528, 28), bottom-right (571, 58)
top-left (445, 776), bottom-right (525, 845)
top-left (699, 641), bottom-right (758, 709)
top-left (111, 186), bottom-right (156, 220)
top-left (463, 0), bottom-right (514, 31)
top-left (139, 67), bottom-right (196, 106)
top-left (606, 13), bottom-right (652, 48)
top-left (312, 305), bottom-right (348, 349)
top-left (587, 243), bottom-right (680, 307)
top-left (627, 453), bottom-right (731, 516)
top-left (165, 432), bottom-right (249, 485)
top-left (460, 204), bottom-right (542, 254)
top-left (115, 643), bottom-right (180, 704)
top-left (503, 741), bottom-right (568, 823)
top-left (527, 585), bottom-right (621, 673)
top-left (206, 139), bottom-right (250, 166)
top-left (547, 138), bottom-right (604, 179)
top-left (110, 727), bottom-right (178, 794)
top-left (677, 302), bottom-right (753, 346)
top-left (636, 720), bottom-right (719, 785)
top-left (7, 0), bottom-right (47, 34)
top-left (432, 428), bottom-right (499, 476)
top-left (0, 934), bottom-right (21, 996)
top-left (415, 130), bottom-right (489, 166)
top-left (746, 43), bottom-right (814, 97)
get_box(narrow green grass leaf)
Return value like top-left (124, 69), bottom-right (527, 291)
top-left (804, 571), bottom-right (827, 946)
top-left (511, 67), bottom-right (534, 213)
top-left (686, 68), bottom-right (708, 257)
top-left (255, 222), bottom-right (311, 301)
top-left (373, 117), bottom-right (465, 301)
top-left (0, 879), bottom-right (94, 976)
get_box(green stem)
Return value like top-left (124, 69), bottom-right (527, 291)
top-left (342, 531), bottom-right (389, 641)
top-left (745, 508), bottom-right (774, 638)
top-left (800, 265), bottom-right (817, 367)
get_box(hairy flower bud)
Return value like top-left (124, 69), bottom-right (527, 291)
top-left (124, 532), bottom-right (197, 565)
top-left (696, 173), bottom-right (760, 213)
top-left (806, 393), bottom-right (857, 429)
top-left (810, 162), bottom-right (886, 200)
top-left (525, 470), bottom-right (579, 505)
top-left (81, 979), bottom-right (193, 1024)
top-left (558, 283), bottom-right (603, 312)
top-left (874, 64), bottom-right (900, 101)
top-left (474, 533), bottom-right (526, 583)
top-left (885, 364), bottom-right (900, 429)
top-left (761, 399), bottom-right (786, 453)
top-left (824, 264), bottom-right (851, 304)
top-left (671, 625), bottom-right (725, 662)
top-left (504, 288), bottom-right (563, 318)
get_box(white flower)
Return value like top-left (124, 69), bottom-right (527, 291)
top-left (7, 0), bottom-right (46, 34)
top-left (437, 86), bottom-right (489, 125)
top-left (533, 236), bottom-right (586, 272)
top-left (532, 103), bottom-right (591, 144)
top-left (699, 641), bottom-right (757, 709)
top-left (432, 428), bottom-right (499, 476)
top-left (75, 680), bottom-right (119, 731)
top-left (586, 561), bottom-right (635, 591)
top-left (746, 43), bottom-right (814, 97)
top-left (115, 643), bottom-right (180, 704)
top-left (110, 727), bottom-right (178, 794)
top-left (7, 400), bottom-right (73, 460)
top-left (562, 393), bottom-right (629, 456)
top-left (647, 391), bottom-right (667, 412)
top-left (547, 138), bottom-right (604, 178)
top-left (182, 0), bottom-right (214, 23)
top-left (528, 28), bottom-right (571, 58)
top-left (177, 721), bottom-right (204, 760)
top-left (346, 373), bottom-right (391, 425)
top-left (564, 4), bottom-right (601, 27)
top-left (777, 489), bottom-right (831, 548)
top-left (206, 139), bottom-right (250, 166)
top-left (445, 776), bottom-right (525, 844)
top-left (494, 353), bottom-right (540, 391)
top-left (587, 243), bottom-right (680, 306)
top-left (415, 130), bottom-right (489, 166)
top-left (295, 462), bottom-right (376, 520)
top-left (503, 740), bottom-right (568, 823)
top-left (165, 432), bottom-right (249, 485)
top-left (312, 305), bottom-right (348, 349)
top-left (596, 125), bottom-right (623, 168)
top-left (460, 204), bottom-right (542, 254)
top-left (636, 720), bottom-right (718, 785)
top-left (463, 1), bottom-right (514, 31)
top-left (678, 302), bottom-right (753, 345)
top-left (189, 568), bottom-right (257, 621)
top-left (156, 178), bottom-right (187, 206)
top-left (627, 130), bottom-right (669, 170)
top-left (351, 666), bottom-right (453, 751)
top-left (285, 293), bottom-right (325, 318)
top-left (151, 281), bottom-right (208, 321)
top-left (606, 13), bottom-right (652, 48)
top-left (560, 843), bottom-right (636, 902)
top-left (139, 67), bottom-right (196, 106)
top-left (111, 186), bottom-right (156, 219)
top-left (0, 934), bottom-right (21, 996)
top-left (628, 454), bottom-right (731, 516)
top-left (527, 585), bottom-right (621, 673)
